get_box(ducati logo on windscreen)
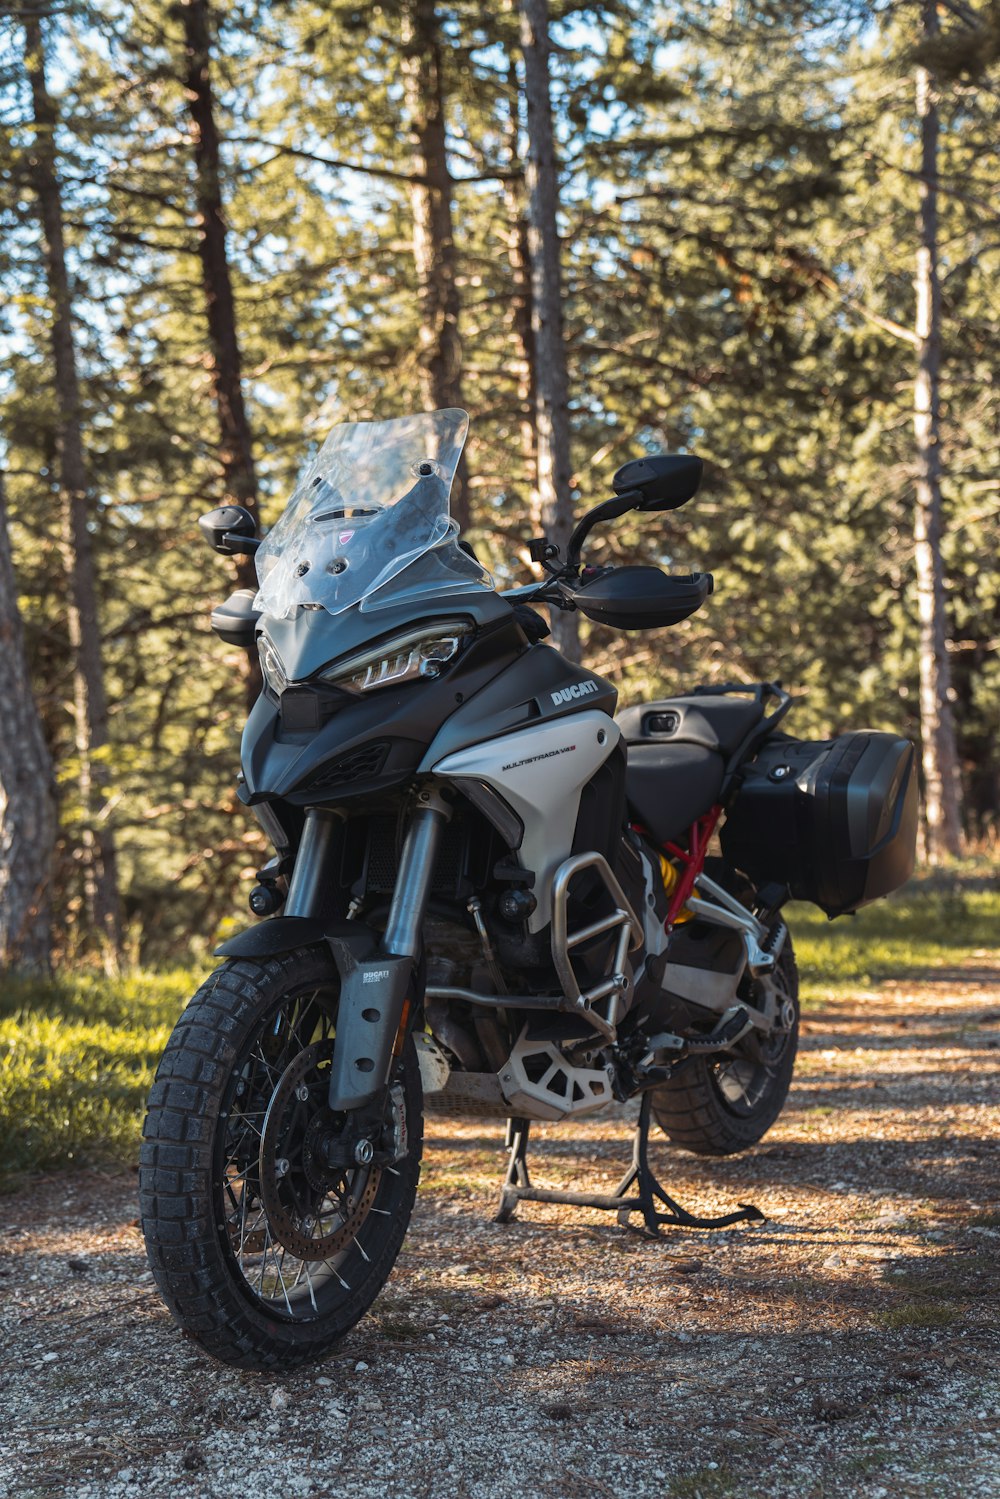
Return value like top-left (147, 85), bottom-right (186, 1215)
top-left (551, 680), bottom-right (600, 707)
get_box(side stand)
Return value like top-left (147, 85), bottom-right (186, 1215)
top-left (495, 1094), bottom-right (764, 1236)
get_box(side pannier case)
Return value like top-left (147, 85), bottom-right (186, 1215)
top-left (720, 731), bottom-right (918, 917)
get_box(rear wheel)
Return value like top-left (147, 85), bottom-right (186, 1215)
top-left (139, 947), bottom-right (422, 1369)
top-left (651, 929), bottom-right (799, 1156)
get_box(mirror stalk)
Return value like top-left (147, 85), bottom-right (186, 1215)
top-left (566, 489), bottom-right (641, 569)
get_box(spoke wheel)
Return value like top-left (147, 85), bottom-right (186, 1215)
top-left (651, 923), bottom-right (800, 1157)
top-left (140, 947), bottom-right (422, 1368)
top-left (710, 956), bottom-right (798, 1118)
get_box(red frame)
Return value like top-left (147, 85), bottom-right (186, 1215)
top-left (662, 805), bottom-right (721, 926)
top-left (632, 805), bottom-right (722, 930)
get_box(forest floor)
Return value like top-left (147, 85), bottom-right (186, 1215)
top-left (1, 930), bottom-right (998, 1497)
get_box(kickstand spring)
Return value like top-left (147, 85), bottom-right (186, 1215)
top-left (494, 1095), bottom-right (764, 1235)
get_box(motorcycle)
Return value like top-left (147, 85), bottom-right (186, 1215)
top-left (140, 408), bottom-right (917, 1369)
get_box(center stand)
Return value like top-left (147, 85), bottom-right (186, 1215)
top-left (495, 1092), bottom-right (764, 1235)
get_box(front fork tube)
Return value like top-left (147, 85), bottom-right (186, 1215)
top-left (312, 789), bottom-right (451, 1111)
top-left (284, 808), bottom-right (341, 917)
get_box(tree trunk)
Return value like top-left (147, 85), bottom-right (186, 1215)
top-left (24, 11), bottom-right (122, 955)
top-left (0, 469), bottom-right (57, 974)
top-left (519, 0), bottom-right (580, 661)
top-left (913, 2), bottom-right (963, 860)
top-left (401, 0), bottom-right (469, 534)
top-left (503, 60), bottom-right (539, 508)
top-left (179, 0), bottom-right (262, 697)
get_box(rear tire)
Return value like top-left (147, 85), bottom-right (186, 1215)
top-left (651, 929), bottom-right (799, 1157)
top-left (139, 947), bottom-right (422, 1369)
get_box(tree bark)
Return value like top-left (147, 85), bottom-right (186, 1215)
top-left (913, 1), bottom-right (963, 860)
top-left (179, 0), bottom-right (262, 697)
top-left (401, 0), bottom-right (469, 534)
top-left (24, 11), bottom-right (122, 954)
top-left (0, 469), bottom-right (57, 974)
top-left (503, 60), bottom-right (539, 505)
top-left (519, 0), bottom-right (580, 661)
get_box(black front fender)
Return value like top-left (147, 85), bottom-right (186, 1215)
top-left (215, 916), bottom-right (377, 963)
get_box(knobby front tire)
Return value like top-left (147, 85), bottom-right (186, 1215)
top-left (139, 948), bottom-right (422, 1370)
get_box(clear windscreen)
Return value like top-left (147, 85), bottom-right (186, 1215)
top-left (254, 408), bottom-right (491, 618)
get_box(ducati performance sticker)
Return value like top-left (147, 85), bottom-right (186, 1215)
top-left (338, 531), bottom-right (355, 545)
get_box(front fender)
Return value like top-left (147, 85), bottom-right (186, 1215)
top-left (215, 916), bottom-right (377, 963)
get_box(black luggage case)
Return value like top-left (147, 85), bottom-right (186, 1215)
top-left (720, 730), bottom-right (918, 917)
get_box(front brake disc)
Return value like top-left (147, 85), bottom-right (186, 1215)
top-left (258, 1040), bottom-right (381, 1260)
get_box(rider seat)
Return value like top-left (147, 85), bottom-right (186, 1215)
top-left (617, 693), bottom-right (766, 845)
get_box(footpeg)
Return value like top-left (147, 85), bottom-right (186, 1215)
top-left (685, 1004), bottom-right (754, 1053)
top-left (744, 919), bottom-right (787, 977)
top-left (743, 930), bottom-right (776, 976)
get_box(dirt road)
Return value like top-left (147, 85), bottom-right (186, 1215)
top-left (1, 968), bottom-right (997, 1499)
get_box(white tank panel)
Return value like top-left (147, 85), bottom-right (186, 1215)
top-left (432, 710), bottom-right (621, 932)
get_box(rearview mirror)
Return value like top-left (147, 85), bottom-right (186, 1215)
top-left (198, 505), bottom-right (258, 555)
top-left (612, 454), bottom-right (703, 512)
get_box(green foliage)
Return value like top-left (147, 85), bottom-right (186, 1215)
top-left (791, 884), bottom-right (1000, 1002)
top-left (0, 969), bottom-right (201, 1185)
top-left (2, 0), bottom-right (999, 958)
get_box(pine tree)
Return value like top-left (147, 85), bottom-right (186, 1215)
top-left (911, 0), bottom-right (965, 859)
top-left (0, 466), bottom-right (57, 972)
top-left (401, 0), bottom-right (470, 529)
top-left (519, 0), bottom-right (580, 661)
top-left (177, 0), bottom-right (263, 699)
top-left (22, 5), bottom-right (123, 955)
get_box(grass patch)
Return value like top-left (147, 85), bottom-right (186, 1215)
top-left (841, 1447), bottom-right (890, 1478)
top-left (667, 1465), bottom-right (736, 1499)
top-left (375, 1315), bottom-right (427, 1341)
top-left (0, 968), bottom-right (202, 1185)
top-left (790, 885), bottom-right (1000, 1003)
top-left (875, 1299), bottom-right (963, 1330)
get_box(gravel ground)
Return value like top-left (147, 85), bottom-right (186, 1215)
top-left (1, 965), bottom-right (998, 1499)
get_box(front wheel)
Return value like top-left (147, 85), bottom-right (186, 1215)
top-left (650, 928), bottom-right (799, 1156)
top-left (139, 947), bottom-right (422, 1369)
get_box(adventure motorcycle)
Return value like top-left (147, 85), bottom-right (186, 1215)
top-left (140, 408), bottom-right (917, 1369)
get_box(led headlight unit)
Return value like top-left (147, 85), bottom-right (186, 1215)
top-left (318, 620), bottom-right (473, 695)
top-left (258, 633), bottom-right (288, 695)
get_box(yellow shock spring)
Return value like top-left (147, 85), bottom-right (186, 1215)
top-left (659, 852), bottom-right (694, 923)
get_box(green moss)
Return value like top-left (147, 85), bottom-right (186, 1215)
top-left (875, 1299), bottom-right (963, 1329)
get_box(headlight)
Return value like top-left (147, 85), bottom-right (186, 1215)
top-left (258, 634), bottom-right (288, 695)
top-left (318, 621), bottom-right (473, 694)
